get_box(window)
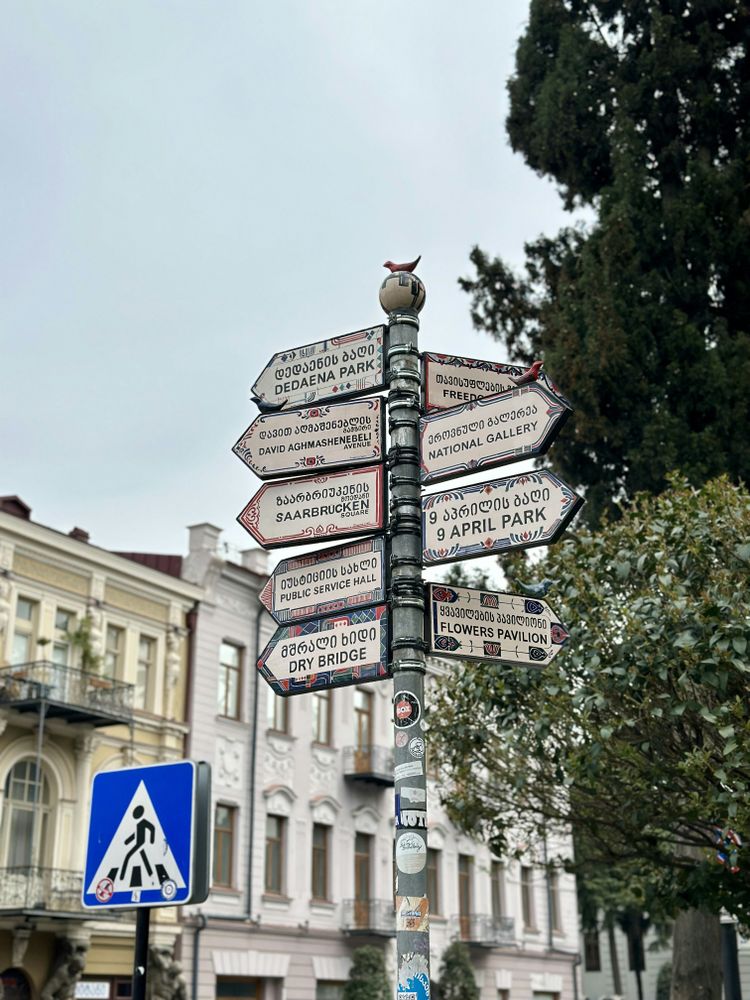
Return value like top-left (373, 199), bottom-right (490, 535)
top-left (521, 865), bottom-right (535, 929)
top-left (548, 870), bottom-right (562, 931)
top-left (266, 687), bottom-right (288, 733)
top-left (491, 861), bottom-right (505, 921)
top-left (264, 815), bottom-right (285, 894)
top-left (52, 609), bottom-right (75, 666)
top-left (426, 848), bottom-right (440, 915)
top-left (213, 804), bottom-right (236, 888)
top-left (583, 929), bottom-right (601, 971)
top-left (11, 597), bottom-right (37, 665)
top-left (354, 832), bottom-right (372, 928)
top-left (316, 984), bottom-right (345, 1000)
top-left (2, 760), bottom-right (50, 866)
top-left (104, 625), bottom-right (124, 679)
top-left (311, 823), bottom-right (329, 900)
top-left (353, 689), bottom-right (372, 750)
top-left (458, 854), bottom-right (473, 935)
top-left (218, 642), bottom-right (242, 719)
top-left (135, 636), bottom-right (155, 709)
top-left (216, 980), bottom-right (258, 1000)
top-left (312, 689), bottom-right (331, 744)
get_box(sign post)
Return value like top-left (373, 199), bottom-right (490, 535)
top-left (378, 268), bottom-right (431, 1000)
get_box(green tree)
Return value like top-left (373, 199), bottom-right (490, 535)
top-left (460, 0), bottom-right (750, 525)
top-left (430, 476), bottom-right (750, 1000)
top-left (436, 942), bottom-right (479, 1000)
top-left (343, 947), bottom-right (389, 1000)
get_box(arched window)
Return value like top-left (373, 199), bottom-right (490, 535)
top-left (2, 760), bottom-right (51, 868)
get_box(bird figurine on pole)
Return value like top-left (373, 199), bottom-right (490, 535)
top-left (383, 255), bottom-right (421, 274)
top-left (510, 360), bottom-right (544, 386)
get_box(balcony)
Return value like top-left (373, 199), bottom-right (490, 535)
top-left (451, 914), bottom-right (515, 947)
top-left (342, 745), bottom-right (393, 786)
top-left (0, 868), bottom-right (84, 915)
top-left (0, 661), bottom-right (134, 727)
top-left (342, 899), bottom-right (396, 936)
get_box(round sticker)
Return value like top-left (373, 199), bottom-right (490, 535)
top-left (395, 730), bottom-right (408, 748)
top-left (161, 879), bottom-right (177, 901)
top-left (95, 877), bottom-right (114, 903)
top-left (395, 831), bottom-right (427, 874)
top-left (394, 691), bottom-right (421, 729)
top-left (409, 737), bottom-right (425, 759)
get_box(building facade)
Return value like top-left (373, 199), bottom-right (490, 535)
top-left (181, 526), bottom-right (581, 1000)
top-left (0, 496), bottom-right (201, 1000)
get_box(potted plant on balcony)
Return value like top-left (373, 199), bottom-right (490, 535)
top-left (66, 615), bottom-right (110, 690)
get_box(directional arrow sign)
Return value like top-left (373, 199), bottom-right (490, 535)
top-left (423, 352), bottom-right (568, 412)
top-left (258, 605), bottom-right (389, 696)
top-left (419, 383), bottom-right (571, 485)
top-left (422, 469), bottom-right (584, 566)
top-left (252, 326), bottom-right (386, 411)
top-left (238, 465), bottom-right (384, 549)
top-left (426, 583), bottom-right (569, 667)
top-left (260, 536), bottom-right (386, 624)
top-left (233, 398), bottom-right (384, 480)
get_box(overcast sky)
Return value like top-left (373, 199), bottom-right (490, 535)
top-left (1, 1), bottom-right (575, 573)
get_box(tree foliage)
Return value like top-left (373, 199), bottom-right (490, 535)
top-left (460, 0), bottom-right (750, 524)
top-left (436, 942), bottom-right (479, 1000)
top-left (429, 476), bottom-right (750, 918)
top-left (343, 947), bottom-right (390, 1000)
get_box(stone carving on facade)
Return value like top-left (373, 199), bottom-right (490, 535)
top-left (310, 746), bottom-right (337, 790)
top-left (216, 736), bottom-right (242, 789)
top-left (41, 938), bottom-right (89, 1000)
top-left (263, 748), bottom-right (293, 783)
top-left (146, 945), bottom-right (188, 1000)
top-left (85, 599), bottom-right (104, 661)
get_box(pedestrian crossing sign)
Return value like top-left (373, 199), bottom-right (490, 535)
top-left (82, 760), bottom-right (210, 910)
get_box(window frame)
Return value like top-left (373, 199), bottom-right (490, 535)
top-left (521, 865), bottom-right (536, 930)
top-left (264, 814), bottom-right (286, 895)
top-left (218, 641), bottom-right (243, 720)
top-left (312, 689), bottom-right (331, 745)
top-left (212, 803), bottom-right (236, 889)
top-left (104, 623), bottom-right (125, 680)
top-left (426, 848), bottom-right (441, 916)
top-left (266, 687), bottom-right (288, 734)
top-left (135, 634), bottom-right (156, 710)
top-left (311, 822), bottom-right (330, 901)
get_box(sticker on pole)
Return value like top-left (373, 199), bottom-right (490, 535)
top-left (82, 760), bottom-right (211, 909)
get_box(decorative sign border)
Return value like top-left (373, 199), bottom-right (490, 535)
top-left (259, 536), bottom-right (387, 624)
top-left (258, 604), bottom-right (390, 697)
top-left (233, 398), bottom-right (384, 480)
top-left (237, 464), bottom-right (385, 549)
top-left (421, 469), bottom-right (584, 566)
top-left (419, 384), bottom-right (570, 485)
top-left (425, 582), bottom-right (569, 666)
top-left (423, 352), bottom-right (569, 412)
top-left (252, 326), bottom-right (387, 411)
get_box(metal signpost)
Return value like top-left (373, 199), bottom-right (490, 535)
top-left (233, 398), bottom-right (384, 479)
top-left (426, 583), bottom-right (570, 667)
top-left (82, 761), bottom-right (211, 1000)
top-left (419, 383), bottom-right (571, 485)
top-left (235, 261), bottom-right (582, 1000)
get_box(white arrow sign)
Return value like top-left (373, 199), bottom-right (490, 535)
top-left (258, 605), bottom-right (389, 696)
top-left (426, 583), bottom-right (569, 666)
top-left (237, 465), bottom-right (384, 549)
top-left (422, 469), bottom-right (584, 566)
top-left (233, 398), bottom-right (384, 480)
top-left (423, 352), bottom-right (567, 412)
top-left (260, 536), bottom-right (386, 624)
top-left (419, 384), bottom-right (571, 485)
top-left (252, 326), bottom-right (386, 411)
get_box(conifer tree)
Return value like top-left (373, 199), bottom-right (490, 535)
top-left (437, 942), bottom-right (479, 1000)
top-left (343, 946), bottom-right (389, 1000)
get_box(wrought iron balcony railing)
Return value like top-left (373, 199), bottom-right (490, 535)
top-left (342, 745), bottom-right (394, 786)
top-left (342, 898), bottom-right (396, 936)
top-left (0, 867), bottom-right (84, 913)
top-left (0, 661), bottom-right (134, 726)
top-left (451, 913), bottom-right (516, 947)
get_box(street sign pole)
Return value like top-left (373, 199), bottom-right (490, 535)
top-left (380, 268), bottom-right (431, 1000)
top-left (132, 908), bottom-right (150, 1000)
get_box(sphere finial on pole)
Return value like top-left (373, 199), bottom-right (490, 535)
top-left (379, 257), bottom-right (426, 316)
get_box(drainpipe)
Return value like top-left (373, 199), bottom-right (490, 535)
top-left (192, 912), bottom-right (207, 1000)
